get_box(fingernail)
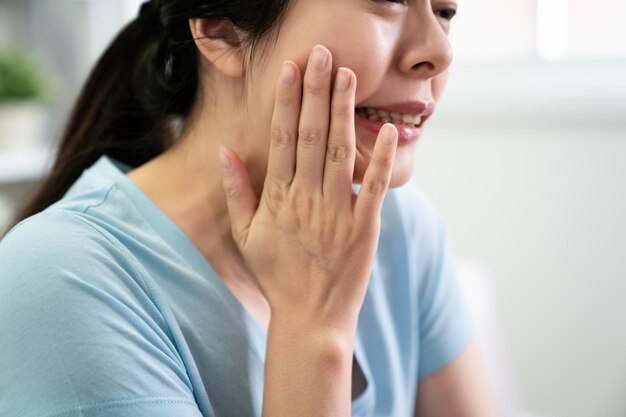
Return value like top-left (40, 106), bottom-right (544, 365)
top-left (219, 147), bottom-right (231, 170)
top-left (310, 45), bottom-right (329, 72)
top-left (381, 124), bottom-right (396, 144)
top-left (280, 61), bottom-right (295, 85)
top-left (335, 68), bottom-right (350, 93)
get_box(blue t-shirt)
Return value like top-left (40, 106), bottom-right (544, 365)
top-left (0, 156), bottom-right (472, 417)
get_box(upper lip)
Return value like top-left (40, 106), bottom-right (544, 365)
top-left (358, 101), bottom-right (435, 118)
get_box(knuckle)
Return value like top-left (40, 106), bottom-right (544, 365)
top-left (266, 181), bottom-right (286, 215)
top-left (332, 100), bottom-right (354, 118)
top-left (326, 143), bottom-right (350, 163)
top-left (375, 153), bottom-right (394, 169)
top-left (298, 126), bottom-right (324, 147)
top-left (223, 181), bottom-right (241, 199)
top-left (304, 81), bottom-right (325, 96)
top-left (290, 188), bottom-right (315, 225)
top-left (276, 89), bottom-right (293, 107)
top-left (271, 125), bottom-right (296, 149)
top-left (322, 212), bottom-right (339, 237)
top-left (363, 176), bottom-right (387, 196)
top-left (296, 198), bottom-right (314, 222)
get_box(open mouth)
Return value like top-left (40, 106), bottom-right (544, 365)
top-left (355, 107), bottom-right (429, 129)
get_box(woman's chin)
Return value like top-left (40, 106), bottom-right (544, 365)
top-left (352, 152), bottom-right (415, 188)
top-left (389, 166), bottom-right (413, 188)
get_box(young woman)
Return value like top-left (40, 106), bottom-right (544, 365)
top-left (0, 1), bottom-right (496, 416)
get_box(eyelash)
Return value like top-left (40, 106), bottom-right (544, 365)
top-left (380, 1), bottom-right (458, 22)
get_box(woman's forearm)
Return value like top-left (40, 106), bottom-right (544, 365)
top-left (261, 314), bottom-right (355, 417)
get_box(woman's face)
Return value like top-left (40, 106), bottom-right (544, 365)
top-left (243, 0), bottom-right (456, 187)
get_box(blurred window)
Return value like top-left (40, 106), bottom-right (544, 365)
top-left (450, 0), bottom-right (538, 63)
top-left (450, 0), bottom-right (626, 63)
top-left (566, 0), bottom-right (626, 60)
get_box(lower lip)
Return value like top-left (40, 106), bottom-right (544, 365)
top-left (354, 113), bottom-right (422, 144)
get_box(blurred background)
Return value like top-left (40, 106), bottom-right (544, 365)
top-left (0, 1), bottom-right (624, 416)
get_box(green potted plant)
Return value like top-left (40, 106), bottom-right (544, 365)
top-left (0, 48), bottom-right (51, 150)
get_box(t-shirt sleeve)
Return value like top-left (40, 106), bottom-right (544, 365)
top-left (416, 216), bottom-right (473, 378)
top-left (390, 183), bottom-right (473, 379)
top-left (0, 212), bottom-right (204, 417)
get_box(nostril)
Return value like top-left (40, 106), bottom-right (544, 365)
top-left (412, 61), bottom-right (435, 70)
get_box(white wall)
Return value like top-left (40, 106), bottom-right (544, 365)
top-left (413, 60), bottom-right (626, 417)
top-left (417, 2), bottom-right (626, 413)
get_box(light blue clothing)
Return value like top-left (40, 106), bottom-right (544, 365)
top-left (0, 156), bottom-right (472, 417)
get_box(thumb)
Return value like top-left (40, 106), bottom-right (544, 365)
top-left (219, 146), bottom-right (258, 247)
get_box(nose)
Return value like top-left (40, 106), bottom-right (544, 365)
top-left (399, 10), bottom-right (453, 79)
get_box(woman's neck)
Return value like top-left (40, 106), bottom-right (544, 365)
top-left (126, 105), bottom-right (251, 279)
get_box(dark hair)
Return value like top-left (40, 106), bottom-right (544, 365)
top-left (13, 0), bottom-right (291, 225)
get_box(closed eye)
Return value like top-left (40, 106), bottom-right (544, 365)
top-left (435, 7), bottom-right (457, 21)
top-left (374, 0), bottom-right (456, 22)
top-left (374, 1), bottom-right (458, 22)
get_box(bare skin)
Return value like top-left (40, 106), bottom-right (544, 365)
top-left (128, 0), bottom-right (497, 416)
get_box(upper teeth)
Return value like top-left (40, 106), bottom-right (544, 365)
top-left (356, 107), bottom-right (422, 127)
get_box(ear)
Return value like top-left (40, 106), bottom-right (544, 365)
top-left (189, 18), bottom-right (246, 79)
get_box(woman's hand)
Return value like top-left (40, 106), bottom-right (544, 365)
top-left (219, 44), bottom-right (398, 332)
top-left (220, 43), bottom-right (397, 417)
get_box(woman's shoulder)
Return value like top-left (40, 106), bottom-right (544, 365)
top-left (0, 210), bottom-right (198, 417)
top-left (0, 208), bottom-right (152, 307)
top-left (1, 158), bottom-right (150, 276)
top-left (2, 208), bottom-right (129, 265)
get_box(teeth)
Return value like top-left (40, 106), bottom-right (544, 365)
top-left (356, 107), bottom-right (423, 127)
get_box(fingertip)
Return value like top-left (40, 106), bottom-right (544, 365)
top-left (380, 123), bottom-right (398, 145)
top-left (275, 61), bottom-right (301, 108)
top-left (334, 67), bottom-right (351, 93)
top-left (219, 146), bottom-right (232, 171)
top-left (279, 61), bottom-right (296, 86)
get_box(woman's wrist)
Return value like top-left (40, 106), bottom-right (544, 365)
top-left (263, 314), bottom-right (355, 417)
top-left (268, 312), bottom-right (356, 356)
top-left (269, 303), bottom-right (359, 345)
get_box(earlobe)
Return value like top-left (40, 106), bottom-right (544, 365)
top-left (189, 18), bottom-right (246, 78)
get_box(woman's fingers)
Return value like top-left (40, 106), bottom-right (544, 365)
top-left (354, 124), bottom-right (398, 224)
top-left (294, 44), bottom-right (332, 190)
top-left (261, 45), bottom-right (395, 236)
top-left (266, 60), bottom-right (302, 186)
top-left (220, 147), bottom-right (258, 247)
top-left (322, 67), bottom-right (357, 204)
